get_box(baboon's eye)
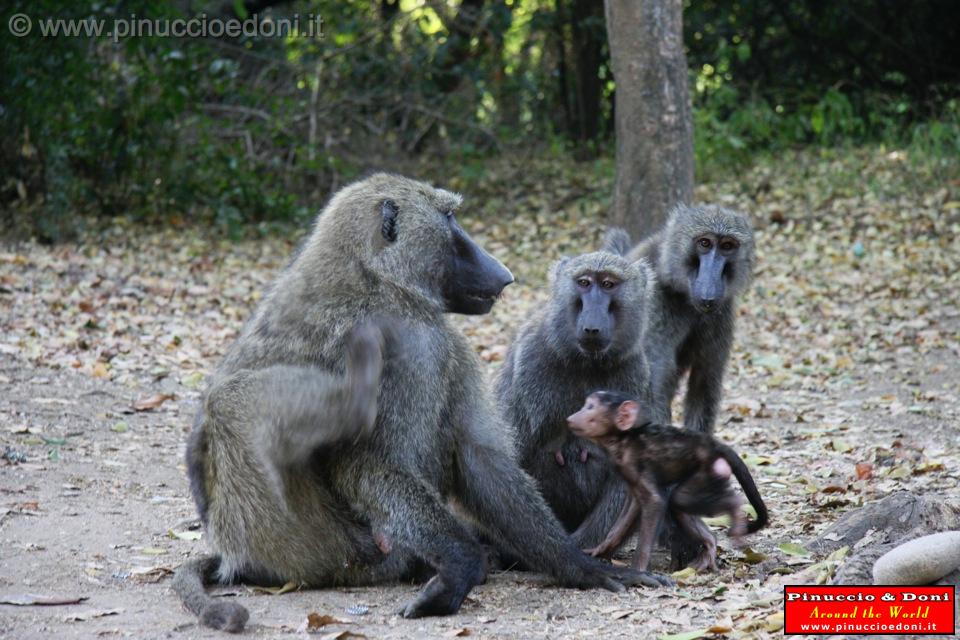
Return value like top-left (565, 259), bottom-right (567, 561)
top-left (600, 279), bottom-right (617, 290)
top-left (697, 237), bottom-right (712, 250)
top-left (720, 240), bottom-right (737, 252)
top-left (576, 277), bottom-right (591, 288)
top-left (444, 210), bottom-right (454, 219)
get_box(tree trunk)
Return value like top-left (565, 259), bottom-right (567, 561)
top-left (570, 0), bottom-right (604, 145)
top-left (605, 0), bottom-right (693, 240)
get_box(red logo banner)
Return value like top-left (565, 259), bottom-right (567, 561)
top-left (784, 585), bottom-right (955, 635)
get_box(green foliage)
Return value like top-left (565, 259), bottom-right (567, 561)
top-left (2, 0), bottom-right (958, 239)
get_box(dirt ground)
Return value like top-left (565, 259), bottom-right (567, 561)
top-left (2, 152), bottom-right (959, 638)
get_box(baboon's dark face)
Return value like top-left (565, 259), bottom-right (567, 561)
top-left (686, 234), bottom-right (741, 314)
top-left (367, 178), bottom-right (513, 315)
top-left (548, 253), bottom-right (648, 362)
top-left (441, 215), bottom-right (514, 315)
top-left (570, 270), bottom-right (621, 355)
top-left (660, 205), bottom-right (754, 313)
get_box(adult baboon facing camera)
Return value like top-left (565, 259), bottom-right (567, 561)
top-left (496, 250), bottom-right (658, 549)
top-left (608, 204), bottom-right (755, 434)
top-left (173, 174), bottom-right (659, 633)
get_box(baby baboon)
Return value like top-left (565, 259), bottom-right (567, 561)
top-left (567, 391), bottom-right (768, 572)
top-left (173, 174), bottom-right (656, 632)
top-left (612, 205), bottom-right (755, 434)
top-left (496, 250), bottom-right (658, 549)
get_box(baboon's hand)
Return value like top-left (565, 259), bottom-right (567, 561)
top-left (554, 450), bottom-right (566, 466)
top-left (344, 322), bottom-right (387, 434)
top-left (557, 555), bottom-right (634, 593)
top-left (567, 556), bottom-right (673, 591)
top-left (603, 563), bottom-right (674, 588)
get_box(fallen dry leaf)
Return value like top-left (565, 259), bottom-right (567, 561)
top-left (129, 565), bottom-right (173, 583)
top-left (304, 613), bottom-right (351, 631)
top-left (252, 580), bottom-right (299, 595)
top-left (63, 608), bottom-right (123, 622)
top-left (132, 393), bottom-right (175, 411)
top-left (0, 594), bottom-right (89, 606)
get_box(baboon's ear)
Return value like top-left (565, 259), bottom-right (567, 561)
top-left (380, 200), bottom-right (399, 242)
top-left (616, 400), bottom-right (639, 430)
top-left (549, 256), bottom-right (570, 283)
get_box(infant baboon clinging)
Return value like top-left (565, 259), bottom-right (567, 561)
top-left (607, 204), bottom-right (755, 435)
top-left (172, 174), bottom-right (656, 632)
top-left (496, 251), bottom-right (661, 550)
top-left (567, 391), bottom-right (768, 572)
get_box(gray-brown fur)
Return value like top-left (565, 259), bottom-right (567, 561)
top-left (496, 250), bottom-right (658, 550)
top-left (174, 173), bottom-right (659, 631)
top-left (616, 204), bottom-right (755, 434)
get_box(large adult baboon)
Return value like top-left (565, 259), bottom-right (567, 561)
top-left (496, 251), bottom-right (655, 548)
top-left (617, 204), bottom-right (755, 435)
top-left (173, 174), bottom-right (663, 633)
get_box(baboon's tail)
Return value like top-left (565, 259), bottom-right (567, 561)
top-left (601, 228), bottom-right (633, 256)
top-left (172, 555), bottom-right (249, 633)
top-left (720, 445), bottom-right (769, 534)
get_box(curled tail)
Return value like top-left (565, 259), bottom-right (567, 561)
top-left (601, 227), bottom-right (633, 256)
top-left (172, 555), bottom-right (249, 633)
top-left (720, 445), bottom-right (769, 533)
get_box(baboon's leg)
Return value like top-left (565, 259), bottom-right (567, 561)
top-left (352, 469), bottom-right (486, 619)
top-left (646, 356), bottom-right (682, 425)
top-left (629, 477), bottom-right (666, 572)
top-left (674, 512), bottom-right (718, 571)
top-left (682, 361), bottom-right (724, 434)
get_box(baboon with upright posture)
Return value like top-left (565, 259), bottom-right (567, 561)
top-left (173, 174), bottom-right (662, 633)
top-left (610, 204), bottom-right (755, 435)
top-left (496, 250), bottom-right (658, 549)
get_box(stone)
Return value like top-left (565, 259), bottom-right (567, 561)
top-left (872, 531), bottom-right (960, 585)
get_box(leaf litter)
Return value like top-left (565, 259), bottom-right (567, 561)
top-left (0, 148), bottom-right (957, 638)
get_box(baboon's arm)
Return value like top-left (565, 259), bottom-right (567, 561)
top-left (570, 475), bottom-right (630, 548)
top-left (495, 346), bottom-right (540, 463)
top-left (584, 494), bottom-right (641, 558)
top-left (205, 323), bottom-right (384, 470)
top-left (207, 365), bottom-right (374, 470)
top-left (645, 350), bottom-right (681, 425)
top-left (682, 323), bottom-right (731, 434)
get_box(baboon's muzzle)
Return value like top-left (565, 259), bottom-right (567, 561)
top-left (443, 221), bottom-right (514, 315)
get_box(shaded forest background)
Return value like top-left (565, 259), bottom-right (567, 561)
top-left (2, 0), bottom-right (959, 241)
